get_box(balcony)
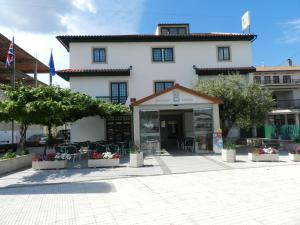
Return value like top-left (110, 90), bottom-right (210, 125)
top-left (274, 99), bottom-right (300, 109)
top-left (255, 79), bottom-right (300, 86)
top-left (95, 96), bottom-right (128, 104)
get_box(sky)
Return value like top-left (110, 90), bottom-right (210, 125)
top-left (1, 0), bottom-right (300, 87)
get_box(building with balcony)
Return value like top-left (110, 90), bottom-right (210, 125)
top-left (56, 23), bottom-right (256, 152)
top-left (254, 65), bottom-right (300, 127)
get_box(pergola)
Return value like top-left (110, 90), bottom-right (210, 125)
top-left (0, 33), bottom-right (48, 86)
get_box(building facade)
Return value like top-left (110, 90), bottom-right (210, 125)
top-left (57, 23), bottom-right (257, 152)
top-left (254, 64), bottom-right (300, 139)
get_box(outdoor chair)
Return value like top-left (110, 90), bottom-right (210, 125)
top-left (88, 142), bottom-right (97, 151)
top-left (107, 144), bottom-right (119, 154)
top-left (96, 144), bottom-right (106, 153)
top-left (66, 145), bottom-right (80, 162)
top-left (118, 141), bottom-right (129, 156)
top-left (55, 146), bottom-right (66, 154)
top-left (184, 138), bottom-right (194, 152)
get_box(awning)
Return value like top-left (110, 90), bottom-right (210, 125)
top-left (194, 66), bottom-right (256, 75)
top-left (56, 68), bottom-right (131, 81)
top-left (0, 34), bottom-right (48, 73)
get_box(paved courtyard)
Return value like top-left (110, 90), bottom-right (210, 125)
top-left (0, 164), bottom-right (300, 225)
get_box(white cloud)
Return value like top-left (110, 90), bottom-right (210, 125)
top-left (72, 0), bottom-right (97, 13)
top-left (0, 0), bottom-right (145, 87)
top-left (282, 19), bottom-right (300, 43)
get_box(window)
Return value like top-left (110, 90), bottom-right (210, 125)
top-left (106, 115), bottom-right (131, 143)
top-left (287, 114), bottom-right (295, 125)
top-left (93, 48), bottom-right (106, 63)
top-left (283, 75), bottom-right (291, 83)
top-left (273, 76), bottom-right (280, 84)
top-left (152, 48), bottom-right (174, 62)
top-left (254, 76), bottom-right (261, 84)
top-left (160, 27), bottom-right (187, 35)
top-left (264, 76), bottom-right (271, 84)
top-left (111, 82), bottom-right (127, 104)
top-left (217, 47), bottom-right (231, 61)
top-left (154, 81), bottom-right (174, 93)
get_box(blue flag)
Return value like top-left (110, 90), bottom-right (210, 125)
top-left (48, 50), bottom-right (56, 76)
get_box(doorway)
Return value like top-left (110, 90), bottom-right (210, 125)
top-left (160, 111), bottom-right (183, 150)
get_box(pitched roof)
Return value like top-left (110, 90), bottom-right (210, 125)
top-left (56, 68), bottom-right (131, 81)
top-left (255, 66), bottom-right (300, 72)
top-left (131, 83), bottom-right (223, 106)
top-left (195, 66), bottom-right (256, 75)
top-left (57, 33), bottom-right (257, 51)
top-left (0, 33), bottom-right (48, 73)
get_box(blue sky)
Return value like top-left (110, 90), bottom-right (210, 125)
top-left (1, 0), bottom-right (300, 87)
top-left (139, 0), bottom-right (300, 66)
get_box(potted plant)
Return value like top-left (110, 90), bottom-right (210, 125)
top-left (129, 145), bottom-right (144, 167)
top-left (248, 147), bottom-right (279, 162)
top-left (222, 142), bottom-right (236, 162)
top-left (88, 151), bottom-right (120, 168)
top-left (289, 147), bottom-right (300, 162)
top-left (32, 153), bottom-right (70, 170)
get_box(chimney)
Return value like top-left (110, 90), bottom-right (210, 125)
top-left (287, 58), bottom-right (293, 67)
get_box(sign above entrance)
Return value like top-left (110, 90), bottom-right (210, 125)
top-left (131, 84), bottom-right (223, 107)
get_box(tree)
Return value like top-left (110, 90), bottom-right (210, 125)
top-left (193, 75), bottom-right (274, 138)
top-left (0, 85), bottom-right (130, 152)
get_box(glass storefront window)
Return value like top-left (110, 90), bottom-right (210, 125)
top-left (140, 110), bottom-right (160, 154)
top-left (193, 108), bottom-right (213, 151)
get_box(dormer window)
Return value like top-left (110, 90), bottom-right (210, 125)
top-left (156, 23), bottom-right (190, 35)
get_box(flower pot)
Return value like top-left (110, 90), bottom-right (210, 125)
top-left (0, 154), bottom-right (33, 176)
top-left (289, 153), bottom-right (300, 162)
top-left (248, 153), bottom-right (279, 162)
top-left (129, 152), bottom-right (144, 167)
top-left (32, 160), bottom-right (67, 170)
top-left (88, 158), bottom-right (120, 168)
top-left (222, 149), bottom-right (236, 162)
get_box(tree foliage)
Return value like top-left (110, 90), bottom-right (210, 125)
top-left (193, 75), bottom-right (274, 137)
top-left (0, 84), bottom-right (130, 150)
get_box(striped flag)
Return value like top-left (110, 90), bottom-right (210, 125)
top-left (5, 42), bottom-right (14, 68)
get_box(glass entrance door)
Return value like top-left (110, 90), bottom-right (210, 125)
top-left (140, 110), bottom-right (160, 154)
top-left (193, 108), bottom-right (213, 152)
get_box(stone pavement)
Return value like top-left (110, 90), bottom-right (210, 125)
top-left (0, 165), bottom-right (300, 225)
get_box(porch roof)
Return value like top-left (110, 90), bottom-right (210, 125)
top-left (194, 66), bottom-right (256, 75)
top-left (56, 68), bottom-right (131, 81)
top-left (131, 83), bottom-right (223, 106)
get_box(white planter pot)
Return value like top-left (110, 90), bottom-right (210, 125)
top-left (222, 149), bottom-right (236, 162)
top-left (129, 152), bottom-right (144, 167)
top-left (248, 153), bottom-right (279, 162)
top-left (88, 158), bottom-right (120, 168)
top-left (0, 154), bottom-right (33, 176)
top-left (32, 160), bottom-right (67, 170)
top-left (289, 153), bottom-right (300, 162)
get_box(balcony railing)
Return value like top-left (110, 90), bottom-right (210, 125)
top-left (274, 99), bottom-right (300, 109)
top-left (255, 79), bottom-right (300, 85)
top-left (95, 96), bottom-right (128, 104)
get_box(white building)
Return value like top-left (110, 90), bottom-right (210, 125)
top-left (57, 23), bottom-right (256, 152)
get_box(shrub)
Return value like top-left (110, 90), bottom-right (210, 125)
top-left (224, 142), bottom-right (236, 150)
top-left (1, 151), bottom-right (16, 160)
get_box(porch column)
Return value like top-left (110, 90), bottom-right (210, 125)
top-left (213, 104), bottom-right (221, 153)
top-left (133, 106), bottom-right (140, 146)
top-left (296, 114), bottom-right (299, 125)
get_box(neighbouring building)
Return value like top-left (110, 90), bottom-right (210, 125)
top-left (254, 62), bottom-right (300, 139)
top-left (56, 23), bottom-right (257, 153)
top-left (0, 33), bottom-right (48, 142)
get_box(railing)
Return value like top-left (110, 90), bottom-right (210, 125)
top-left (255, 79), bottom-right (300, 85)
top-left (95, 96), bottom-right (128, 104)
top-left (274, 99), bottom-right (300, 109)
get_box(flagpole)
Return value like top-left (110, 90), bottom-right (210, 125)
top-left (34, 53), bottom-right (38, 87)
top-left (11, 36), bottom-right (16, 151)
top-left (49, 49), bottom-right (52, 86)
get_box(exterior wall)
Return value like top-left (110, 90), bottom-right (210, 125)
top-left (69, 41), bottom-right (252, 99)
top-left (71, 116), bottom-right (105, 142)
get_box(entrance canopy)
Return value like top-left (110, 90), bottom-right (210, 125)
top-left (131, 83), bottom-right (223, 107)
